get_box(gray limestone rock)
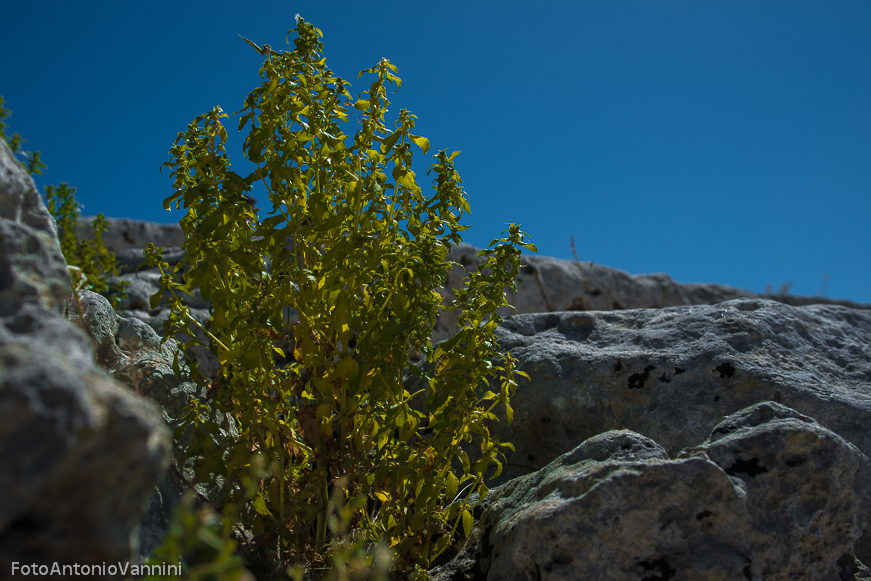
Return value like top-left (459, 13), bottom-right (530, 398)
top-left (429, 403), bottom-right (871, 581)
top-left (73, 215), bottom-right (186, 254)
top-left (66, 215), bottom-right (871, 578)
top-left (413, 299), bottom-right (871, 575)
top-left (456, 301), bottom-right (871, 489)
top-left (64, 289), bottom-right (240, 561)
top-left (74, 217), bottom-right (871, 375)
top-left (0, 139), bottom-right (171, 569)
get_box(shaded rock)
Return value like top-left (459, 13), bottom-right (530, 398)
top-left (73, 215), bottom-right (186, 254)
top-left (429, 403), bottom-right (871, 581)
top-left (453, 300), bottom-right (871, 489)
top-left (0, 139), bottom-right (171, 570)
top-left (64, 289), bottom-right (240, 560)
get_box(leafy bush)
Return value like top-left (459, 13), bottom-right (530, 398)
top-left (143, 16), bottom-right (535, 580)
top-left (0, 96), bottom-right (130, 309)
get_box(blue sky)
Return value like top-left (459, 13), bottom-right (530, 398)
top-left (3, 1), bottom-right (869, 303)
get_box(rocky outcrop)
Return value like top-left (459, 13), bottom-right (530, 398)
top-left (429, 403), bottom-right (871, 581)
top-left (64, 289), bottom-right (239, 562)
top-left (405, 299), bottom-right (871, 578)
top-left (73, 215), bottom-right (871, 378)
top-left (440, 301), bottom-right (871, 488)
top-left (64, 213), bottom-right (871, 578)
top-left (0, 139), bottom-right (171, 570)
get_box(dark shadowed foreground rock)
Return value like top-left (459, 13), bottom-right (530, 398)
top-left (0, 139), bottom-right (171, 569)
top-left (429, 403), bottom-right (871, 581)
top-left (64, 289), bottom-right (239, 561)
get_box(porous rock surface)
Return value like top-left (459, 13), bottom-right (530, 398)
top-left (73, 214), bottom-right (870, 378)
top-left (408, 298), bottom-right (871, 579)
top-left (443, 300), bottom-right (871, 488)
top-left (64, 213), bottom-right (871, 578)
top-left (429, 403), bottom-right (871, 581)
top-left (0, 139), bottom-right (171, 569)
top-left (64, 290), bottom-right (238, 561)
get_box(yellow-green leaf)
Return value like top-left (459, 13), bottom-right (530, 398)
top-left (408, 134), bottom-right (430, 154)
top-left (238, 34), bottom-right (262, 54)
top-left (445, 471), bottom-right (459, 501)
top-left (477, 482), bottom-right (489, 503)
top-left (410, 510), bottom-right (426, 532)
top-left (380, 129), bottom-right (402, 154)
top-left (252, 493), bottom-right (272, 516)
top-left (312, 377), bottom-right (332, 397)
top-left (332, 291), bottom-right (351, 335)
top-left (331, 355), bottom-right (359, 383)
top-left (462, 509), bottom-right (474, 538)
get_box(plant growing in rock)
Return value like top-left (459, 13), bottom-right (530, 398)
top-left (0, 97), bottom-right (130, 309)
top-left (143, 16), bottom-right (534, 580)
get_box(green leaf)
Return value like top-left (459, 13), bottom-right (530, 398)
top-left (238, 34), bottom-right (263, 54)
top-left (410, 510), bottom-right (426, 532)
top-left (393, 167), bottom-right (419, 192)
top-left (408, 134), bottom-right (430, 154)
top-left (380, 129), bottom-right (402, 154)
top-left (252, 493), bottom-right (273, 516)
top-left (462, 509), bottom-right (474, 538)
top-left (312, 377), bottom-right (332, 397)
top-left (432, 327), bottom-right (469, 362)
top-left (394, 405), bottom-right (407, 427)
top-left (331, 291), bottom-right (351, 335)
top-left (445, 471), bottom-right (459, 501)
top-left (477, 481), bottom-right (489, 503)
top-left (332, 355), bottom-right (359, 383)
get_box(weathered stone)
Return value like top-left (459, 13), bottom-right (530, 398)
top-left (64, 289), bottom-right (239, 560)
top-left (429, 403), bottom-right (871, 581)
top-left (448, 300), bottom-right (871, 489)
top-left (66, 215), bottom-right (871, 577)
top-left (73, 215), bottom-right (186, 254)
top-left (406, 298), bottom-right (871, 575)
top-left (75, 216), bottom-right (870, 375)
top-left (0, 139), bottom-right (171, 568)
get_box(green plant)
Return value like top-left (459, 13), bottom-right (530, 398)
top-left (0, 96), bottom-right (130, 310)
top-left (144, 17), bottom-right (534, 580)
top-left (142, 459), bottom-right (266, 581)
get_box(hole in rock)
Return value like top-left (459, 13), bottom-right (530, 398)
top-left (714, 362), bottom-right (736, 379)
top-left (628, 365), bottom-right (656, 389)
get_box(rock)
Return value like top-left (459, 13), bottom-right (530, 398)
top-left (65, 215), bottom-right (871, 577)
top-left (64, 289), bottom-right (240, 561)
top-left (410, 298), bottom-right (871, 574)
top-left (0, 139), bottom-right (171, 568)
top-left (429, 402), bottom-right (871, 581)
top-left (453, 301), bottom-right (871, 488)
top-left (73, 215), bottom-right (186, 254)
top-left (74, 217), bottom-right (871, 376)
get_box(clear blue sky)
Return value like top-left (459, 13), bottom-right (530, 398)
top-left (3, 1), bottom-right (869, 303)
